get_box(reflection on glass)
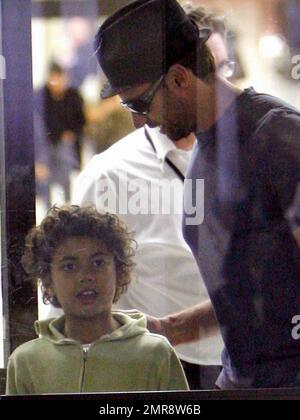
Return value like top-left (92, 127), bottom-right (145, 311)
top-left (11, 0), bottom-right (300, 394)
top-left (0, 4), bottom-right (6, 370)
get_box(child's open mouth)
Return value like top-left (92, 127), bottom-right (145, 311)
top-left (76, 289), bottom-right (98, 304)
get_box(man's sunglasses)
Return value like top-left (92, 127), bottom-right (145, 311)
top-left (120, 75), bottom-right (164, 116)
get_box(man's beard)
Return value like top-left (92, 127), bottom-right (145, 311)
top-left (167, 105), bottom-right (195, 141)
top-left (172, 129), bottom-right (193, 141)
top-left (167, 123), bottom-right (194, 142)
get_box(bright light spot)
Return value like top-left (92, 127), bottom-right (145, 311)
top-left (259, 34), bottom-right (287, 59)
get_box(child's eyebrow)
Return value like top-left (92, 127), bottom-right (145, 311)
top-left (90, 252), bottom-right (109, 258)
top-left (58, 252), bottom-right (109, 263)
top-left (58, 256), bottom-right (78, 262)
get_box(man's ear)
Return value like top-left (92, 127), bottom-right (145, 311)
top-left (165, 64), bottom-right (192, 91)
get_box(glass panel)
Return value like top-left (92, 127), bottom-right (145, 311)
top-left (1, 0), bottom-right (37, 378)
top-left (0, 0), bottom-right (7, 370)
top-left (10, 0), bottom-right (299, 395)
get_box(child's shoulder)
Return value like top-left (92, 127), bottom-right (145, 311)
top-left (136, 329), bottom-right (177, 356)
top-left (141, 330), bottom-right (171, 345)
top-left (8, 337), bottom-right (47, 363)
top-left (113, 311), bottom-right (175, 355)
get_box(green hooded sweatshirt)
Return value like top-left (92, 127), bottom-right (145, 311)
top-left (6, 311), bottom-right (188, 394)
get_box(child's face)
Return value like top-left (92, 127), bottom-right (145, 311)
top-left (47, 236), bottom-right (117, 320)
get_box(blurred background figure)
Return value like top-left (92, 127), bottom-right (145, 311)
top-left (55, 16), bottom-right (134, 156)
top-left (183, 2), bottom-right (244, 82)
top-left (61, 17), bottom-right (134, 156)
top-left (63, 16), bottom-right (99, 89)
top-left (84, 94), bottom-right (135, 155)
top-left (34, 63), bottom-right (86, 205)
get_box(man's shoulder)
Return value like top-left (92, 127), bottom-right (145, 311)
top-left (238, 88), bottom-right (300, 144)
top-left (244, 89), bottom-right (300, 126)
top-left (253, 105), bottom-right (300, 142)
top-left (93, 128), bottom-right (148, 163)
top-left (81, 127), bottom-right (152, 179)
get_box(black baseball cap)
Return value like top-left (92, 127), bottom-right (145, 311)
top-left (94, 0), bottom-right (211, 99)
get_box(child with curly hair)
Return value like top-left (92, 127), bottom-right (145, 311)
top-left (6, 205), bottom-right (188, 394)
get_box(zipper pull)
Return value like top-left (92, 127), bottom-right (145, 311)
top-left (82, 343), bottom-right (91, 360)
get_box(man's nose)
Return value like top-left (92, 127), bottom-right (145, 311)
top-left (131, 113), bottom-right (147, 129)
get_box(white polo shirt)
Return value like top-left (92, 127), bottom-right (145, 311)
top-left (73, 126), bottom-right (223, 365)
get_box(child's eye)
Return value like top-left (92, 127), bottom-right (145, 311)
top-left (93, 259), bottom-right (106, 269)
top-left (62, 263), bottom-right (76, 272)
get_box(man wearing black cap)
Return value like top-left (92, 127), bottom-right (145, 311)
top-left (93, 0), bottom-right (300, 389)
top-left (74, 3), bottom-right (237, 391)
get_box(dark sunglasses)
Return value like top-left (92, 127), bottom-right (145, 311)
top-left (120, 75), bottom-right (164, 115)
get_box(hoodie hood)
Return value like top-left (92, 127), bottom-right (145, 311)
top-left (34, 310), bottom-right (148, 344)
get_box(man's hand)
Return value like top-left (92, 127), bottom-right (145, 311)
top-left (146, 301), bottom-right (220, 346)
top-left (146, 314), bottom-right (180, 345)
top-left (146, 314), bottom-right (164, 336)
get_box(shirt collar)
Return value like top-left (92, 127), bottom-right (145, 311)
top-left (145, 126), bottom-right (177, 163)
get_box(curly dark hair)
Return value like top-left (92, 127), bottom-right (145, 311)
top-left (21, 205), bottom-right (136, 307)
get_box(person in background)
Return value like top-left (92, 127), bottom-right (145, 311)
top-left (34, 63), bottom-right (85, 204)
top-left (183, 3), bottom-right (235, 80)
top-left (93, 0), bottom-right (300, 389)
top-left (73, 3), bottom-right (236, 390)
top-left (64, 17), bottom-right (99, 89)
top-left (6, 205), bottom-right (188, 394)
